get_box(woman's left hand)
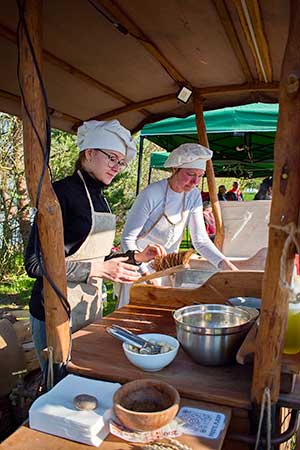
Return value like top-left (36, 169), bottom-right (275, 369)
top-left (135, 244), bottom-right (166, 263)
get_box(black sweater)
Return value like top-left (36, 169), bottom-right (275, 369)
top-left (25, 170), bottom-right (135, 321)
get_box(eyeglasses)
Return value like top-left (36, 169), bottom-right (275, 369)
top-left (96, 149), bottom-right (128, 170)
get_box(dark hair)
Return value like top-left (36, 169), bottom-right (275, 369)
top-left (263, 176), bottom-right (273, 189)
top-left (254, 177), bottom-right (273, 200)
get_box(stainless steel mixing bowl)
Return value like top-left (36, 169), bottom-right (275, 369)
top-left (173, 304), bottom-right (255, 366)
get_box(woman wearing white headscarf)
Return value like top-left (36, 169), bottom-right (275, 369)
top-left (25, 119), bottom-right (164, 369)
top-left (119, 143), bottom-right (237, 306)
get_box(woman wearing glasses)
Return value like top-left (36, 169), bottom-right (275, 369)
top-left (25, 120), bottom-right (164, 369)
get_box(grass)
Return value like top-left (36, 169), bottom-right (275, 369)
top-left (0, 274), bottom-right (33, 310)
top-left (243, 192), bottom-right (255, 201)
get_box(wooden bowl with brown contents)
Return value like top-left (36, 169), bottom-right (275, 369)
top-left (113, 379), bottom-right (180, 431)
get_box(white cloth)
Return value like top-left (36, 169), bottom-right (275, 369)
top-left (29, 374), bottom-right (121, 447)
top-left (122, 179), bottom-right (225, 272)
top-left (77, 120), bottom-right (136, 162)
top-left (164, 143), bottom-right (212, 170)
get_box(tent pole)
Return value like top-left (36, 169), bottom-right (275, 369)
top-left (19, 0), bottom-right (70, 365)
top-left (193, 90), bottom-right (224, 249)
top-left (148, 166), bottom-right (152, 185)
top-left (136, 135), bottom-right (144, 196)
top-left (251, 0), bottom-right (300, 427)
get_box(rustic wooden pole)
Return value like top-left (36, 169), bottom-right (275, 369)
top-left (19, 0), bottom-right (70, 363)
top-left (251, 0), bottom-right (300, 405)
top-left (193, 89), bottom-right (224, 250)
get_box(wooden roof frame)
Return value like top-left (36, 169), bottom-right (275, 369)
top-left (0, 0), bottom-right (281, 132)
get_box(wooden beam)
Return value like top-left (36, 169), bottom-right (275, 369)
top-left (0, 88), bottom-right (80, 124)
top-left (93, 0), bottom-right (189, 86)
top-left (197, 81), bottom-right (279, 96)
top-left (0, 21), bottom-right (148, 116)
top-left (19, 0), bottom-right (70, 363)
top-left (130, 271), bottom-right (263, 308)
top-left (74, 93), bottom-right (177, 129)
top-left (251, 0), bottom-right (300, 404)
top-left (193, 89), bottom-right (224, 250)
top-left (213, 0), bottom-right (253, 82)
top-left (233, 0), bottom-right (273, 82)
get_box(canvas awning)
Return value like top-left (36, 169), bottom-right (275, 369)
top-left (144, 103), bottom-right (278, 177)
top-left (0, 1), bottom-right (286, 132)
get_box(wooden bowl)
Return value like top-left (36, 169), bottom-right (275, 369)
top-left (113, 379), bottom-right (180, 431)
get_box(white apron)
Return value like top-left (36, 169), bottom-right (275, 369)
top-left (118, 182), bottom-right (187, 307)
top-left (67, 171), bottom-right (115, 332)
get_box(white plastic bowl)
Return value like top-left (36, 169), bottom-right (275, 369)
top-left (123, 333), bottom-right (179, 372)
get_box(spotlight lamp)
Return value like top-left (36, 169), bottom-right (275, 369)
top-left (177, 86), bottom-right (193, 104)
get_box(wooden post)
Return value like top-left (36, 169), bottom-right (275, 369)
top-left (193, 89), bottom-right (224, 249)
top-left (251, 0), bottom-right (300, 405)
top-left (19, 0), bottom-right (70, 363)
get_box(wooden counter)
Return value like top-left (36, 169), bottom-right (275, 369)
top-left (68, 304), bottom-right (300, 411)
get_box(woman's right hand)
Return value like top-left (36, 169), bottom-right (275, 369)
top-left (90, 257), bottom-right (141, 283)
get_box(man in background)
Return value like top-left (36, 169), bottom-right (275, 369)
top-left (226, 181), bottom-right (243, 201)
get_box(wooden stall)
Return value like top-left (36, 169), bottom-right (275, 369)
top-left (0, 0), bottom-right (300, 448)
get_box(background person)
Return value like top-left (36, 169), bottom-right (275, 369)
top-left (226, 181), bottom-right (243, 201)
top-left (25, 119), bottom-right (164, 370)
top-left (119, 143), bottom-right (238, 307)
top-left (218, 185), bottom-right (227, 201)
top-left (254, 176), bottom-right (273, 200)
top-left (203, 201), bottom-right (216, 241)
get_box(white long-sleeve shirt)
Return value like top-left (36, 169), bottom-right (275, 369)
top-left (122, 179), bottom-right (226, 268)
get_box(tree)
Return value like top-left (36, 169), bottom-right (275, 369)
top-left (0, 114), bottom-right (79, 277)
top-left (0, 114), bottom-right (31, 276)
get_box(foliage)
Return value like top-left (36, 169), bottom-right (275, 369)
top-left (50, 129), bottom-right (78, 180)
top-left (102, 281), bottom-right (117, 316)
top-left (0, 115), bottom-right (79, 279)
top-left (0, 113), bottom-right (27, 277)
top-left (0, 274), bottom-right (34, 309)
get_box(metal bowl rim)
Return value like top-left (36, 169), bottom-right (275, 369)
top-left (173, 304), bottom-right (253, 334)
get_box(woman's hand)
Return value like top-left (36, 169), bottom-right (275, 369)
top-left (90, 257), bottom-right (141, 283)
top-left (135, 244), bottom-right (166, 263)
top-left (218, 259), bottom-right (239, 271)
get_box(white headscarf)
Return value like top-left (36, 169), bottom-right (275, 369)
top-left (77, 120), bottom-right (136, 163)
top-left (164, 143), bottom-right (213, 170)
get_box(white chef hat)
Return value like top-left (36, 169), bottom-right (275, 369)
top-left (77, 119), bottom-right (136, 163)
top-left (164, 143), bottom-right (213, 170)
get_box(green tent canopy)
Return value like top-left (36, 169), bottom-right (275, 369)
top-left (142, 103), bottom-right (278, 178)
